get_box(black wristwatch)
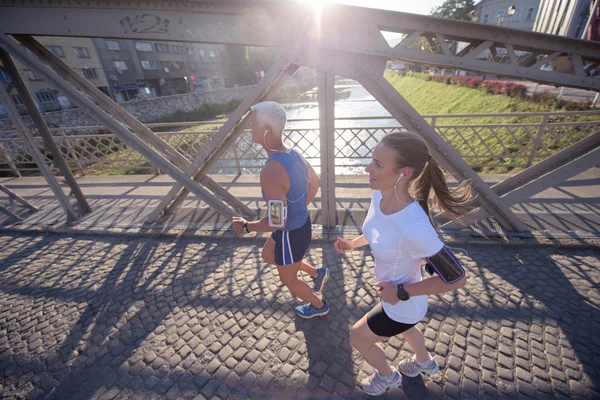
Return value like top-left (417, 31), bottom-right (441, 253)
top-left (243, 222), bottom-right (250, 233)
top-left (396, 284), bottom-right (410, 301)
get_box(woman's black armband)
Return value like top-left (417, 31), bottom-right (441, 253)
top-left (424, 246), bottom-right (465, 284)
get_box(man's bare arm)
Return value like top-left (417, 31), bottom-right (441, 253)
top-left (305, 163), bottom-right (320, 206)
top-left (246, 161), bottom-right (288, 233)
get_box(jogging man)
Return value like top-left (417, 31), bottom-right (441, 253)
top-left (232, 101), bottom-right (330, 318)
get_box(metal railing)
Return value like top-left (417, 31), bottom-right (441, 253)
top-left (0, 110), bottom-right (598, 176)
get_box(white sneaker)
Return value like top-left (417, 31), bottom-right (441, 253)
top-left (398, 356), bottom-right (440, 377)
top-left (360, 370), bottom-right (402, 396)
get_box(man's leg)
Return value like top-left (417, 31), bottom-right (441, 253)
top-left (262, 236), bottom-right (317, 278)
top-left (277, 262), bottom-right (324, 308)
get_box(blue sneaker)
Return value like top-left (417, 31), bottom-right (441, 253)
top-left (295, 302), bottom-right (329, 319)
top-left (313, 267), bottom-right (330, 293)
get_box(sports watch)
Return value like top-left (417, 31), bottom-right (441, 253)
top-left (396, 284), bottom-right (410, 301)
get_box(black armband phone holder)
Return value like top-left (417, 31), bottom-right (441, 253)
top-left (424, 246), bottom-right (465, 284)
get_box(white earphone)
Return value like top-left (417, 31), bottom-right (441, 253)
top-left (393, 171), bottom-right (414, 205)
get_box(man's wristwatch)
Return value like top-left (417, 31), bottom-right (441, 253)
top-left (243, 222), bottom-right (250, 233)
top-left (396, 284), bottom-right (410, 301)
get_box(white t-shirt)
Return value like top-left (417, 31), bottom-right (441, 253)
top-left (362, 191), bottom-right (444, 324)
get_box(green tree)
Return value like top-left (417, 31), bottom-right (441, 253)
top-left (250, 47), bottom-right (280, 74)
top-left (412, 0), bottom-right (475, 55)
top-left (430, 0), bottom-right (475, 21)
top-left (224, 45), bottom-right (256, 85)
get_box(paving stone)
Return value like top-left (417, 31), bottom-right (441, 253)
top-left (0, 235), bottom-right (598, 400)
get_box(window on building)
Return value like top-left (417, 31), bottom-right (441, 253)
top-left (0, 71), bottom-right (11, 83)
top-left (135, 42), bottom-right (153, 52)
top-left (12, 95), bottom-right (23, 106)
top-left (509, 8), bottom-right (522, 22)
top-left (155, 43), bottom-right (170, 53)
top-left (106, 40), bottom-right (121, 51)
top-left (82, 68), bottom-right (97, 79)
top-left (248, 46), bottom-right (256, 53)
top-left (47, 46), bottom-right (64, 57)
top-left (25, 69), bottom-right (42, 81)
top-left (199, 49), bottom-right (206, 57)
top-left (141, 60), bottom-right (159, 70)
top-left (496, 10), bottom-right (505, 24)
top-left (483, 14), bottom-right (489, 24)
top-left (187, 48), bottom-right (194, 56)
top-left (36, 91), bottom-right (56, 104)
top-left (209, 50), bottom-right (216, 58)
top-left (112, 61), bottom-right (128, 71)
top-left (73, 47), bottom-right (90, 58)
top-left (172, 45), bottom-right (183, 54)
top-left (526, 7), bottom-right (535, 21)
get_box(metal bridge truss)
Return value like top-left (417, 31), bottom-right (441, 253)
top-left (0, 1), bottom-right (598, 234)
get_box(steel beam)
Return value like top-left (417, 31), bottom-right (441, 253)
top-left (1, 2), bottom-right (599, 90)
top-left (0, 1), bottom-right (299, 46)
top-left (0, 81), bottom-right (78, 221)
top-left (0, 183), bottom-right (39, 212)
top-left (0, 203), bottom-right (21, 220)
top-left (147, 57), bottom-right (298, 223)
top-left (347, 53), bottom-right (528, 232)
top-left (318, 4), bottom-right (600, 58)
top-left (442, 130), bottom-right (600, 229)
top-left (16, 35), bottom-right (254, 218)
top-left (310, 5), bottom-right (600, 90)
top-left (318, 72), bottom-right (337, 230)
top-left (0, 29), bottom-right (238, 219)
top-left (494, 130), bottom-right (600, 197)
top-left (443, 146), bottom-right (600, 230)
top-left (0, 48), bottom-right (92, 216)
top-left (501, 147), bottom-right (600, 206)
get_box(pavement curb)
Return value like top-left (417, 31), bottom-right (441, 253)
top-left (1, 223), bottom-right (599, 250)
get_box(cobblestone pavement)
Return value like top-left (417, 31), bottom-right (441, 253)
top-left (0, 232), bottom-right (598, 400)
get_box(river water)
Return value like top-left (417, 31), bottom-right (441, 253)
top-left (284, 85), bottom-right (395, 126)
top-left (215, 85), bottom-right (405, 175)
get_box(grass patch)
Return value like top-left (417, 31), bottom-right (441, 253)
top-left (83, 123), bottom-right (221, 176)
top-left (384, 74), bottom-right (600, 173)
top-left (385, 74), bottom-right (599, 123)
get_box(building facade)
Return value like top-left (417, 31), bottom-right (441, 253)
top-left (534, 0), bottom-right (597, 39)
top-left (473, 0), bottom-right (541, 30)
top-left (5, 37), bottom-right (109, 113)
top-left (93, 39), bottom-right (225, 103)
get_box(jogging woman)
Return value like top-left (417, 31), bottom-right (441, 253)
top-left (334, 131), bottom-right (471, 395)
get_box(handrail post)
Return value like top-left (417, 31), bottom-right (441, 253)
top-left (60, 129), bottom-right (84, 175)
top-left (0, 141), bottom-right (20, 177)
top-left (527, 114), bottom-right (548, 168)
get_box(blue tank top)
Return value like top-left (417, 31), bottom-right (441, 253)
top-left (262, 148), bottom-right (309, 231)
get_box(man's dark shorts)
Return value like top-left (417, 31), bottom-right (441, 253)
top-left (271, 216), bottom-right (312, 266)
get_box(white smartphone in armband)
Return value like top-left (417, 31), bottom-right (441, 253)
top-left (268, 199), bottom-right (286, 228)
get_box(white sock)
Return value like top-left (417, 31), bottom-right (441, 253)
top-left (380, 371), bottom-right (396, 380)
top-left (416, 357), bottom-right (432, 367)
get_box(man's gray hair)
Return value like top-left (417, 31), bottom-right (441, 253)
top-left (250, 101), bottom-right (287, 139)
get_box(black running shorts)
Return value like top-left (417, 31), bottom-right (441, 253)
top-left (367, 302), bottom-right (417, 337)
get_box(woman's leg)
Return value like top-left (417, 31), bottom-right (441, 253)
top-left (401, 326), bottom-right (431, 363)
top-left (350, 313), bottom-right (394, 377)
